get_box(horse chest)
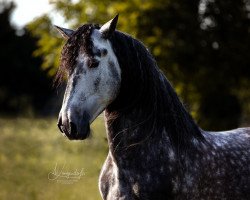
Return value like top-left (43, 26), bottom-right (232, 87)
top-left (99, 142), bottom-right (250, 200)
top-left (99, 155), bottom-right (134, 200)
top-left (99, 153), bottom-right (174, 200)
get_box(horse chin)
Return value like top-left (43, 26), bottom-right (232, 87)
top-left (69, 119), bottom-right (90, 140)
top-left (76, 122), bottom-right (90, 140)
top-left (70, 111), bottom-right (91, 140)
top-left (60, 115), bottom-right (91, 140)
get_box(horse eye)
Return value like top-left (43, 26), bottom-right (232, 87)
top-left (101, 49), bottom-right (108, 57)
top-left (87, 59), bottom-right (99, 68)
top-left (95, 49), bottom-right (101, 57)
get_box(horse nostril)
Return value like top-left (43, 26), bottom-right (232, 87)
top-left (69, 122), bottom-right (77, 135)
top-left (57, 117), bottom-right (64, 133)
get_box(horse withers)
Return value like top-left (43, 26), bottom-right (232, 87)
top-left (55, 15), bottom-right (250, 200)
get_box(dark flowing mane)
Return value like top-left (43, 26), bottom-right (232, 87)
top-left (107, 30), bottom-right (205, 153)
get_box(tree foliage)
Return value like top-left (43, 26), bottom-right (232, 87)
top-left (0, 1), bottom-right (53, 115)
top-left (28, 0), bottom-right (250, 130)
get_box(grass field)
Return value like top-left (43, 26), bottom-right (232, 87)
top-left (0, 117), bottom-right (108, 200)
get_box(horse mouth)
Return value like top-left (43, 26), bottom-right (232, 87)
top-left (57, 117), bottom-right (90, 140)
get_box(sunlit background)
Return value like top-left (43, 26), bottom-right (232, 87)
top-left (0, 0), bottom-right (250, 199)
top-left (11, 0), bottom-right (53, 27)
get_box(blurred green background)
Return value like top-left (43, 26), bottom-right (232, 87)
top-left (0, 0), bottom-right (250, 199)
top-left (0, 117), bottom-right (107, 200)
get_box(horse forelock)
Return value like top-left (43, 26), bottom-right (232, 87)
top-left (55, 23), bottom-right (100, 86)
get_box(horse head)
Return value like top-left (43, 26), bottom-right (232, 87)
top-left (55, 15), bottom-right (121, 140)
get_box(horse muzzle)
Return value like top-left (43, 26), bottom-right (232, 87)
top-left (57, 111), bottom-right (90, 140)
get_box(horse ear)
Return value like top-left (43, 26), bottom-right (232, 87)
top-left (100, 14), bottom-right (119, 39)
top-left (54, 25), bottom-right (74, 39)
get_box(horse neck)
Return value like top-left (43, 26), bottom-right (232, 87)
top-left (105, 71), bottom-right (203, 164)
top-left (105, 33), bottom-right (204, 163)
